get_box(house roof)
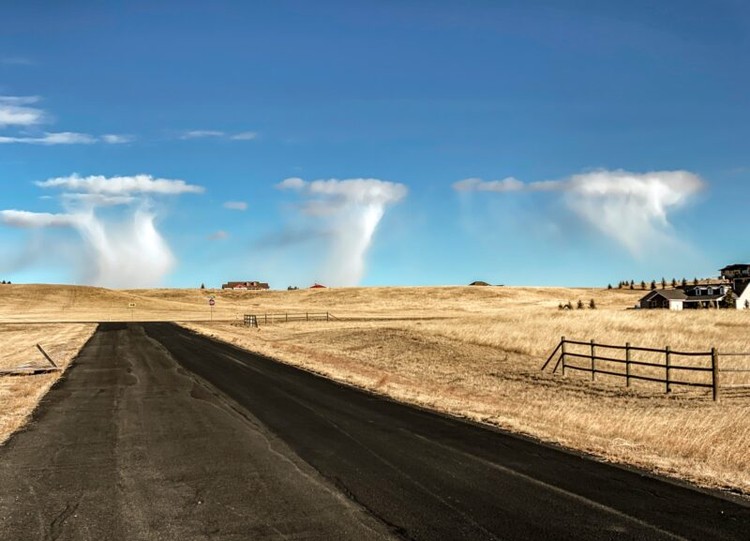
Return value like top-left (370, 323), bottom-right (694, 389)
top-left (641, 289), bottom-right (687, 301)
top-left (683, 294), bottom-right (726, 302)
top-left (720, 263), bottom-right (750, 272)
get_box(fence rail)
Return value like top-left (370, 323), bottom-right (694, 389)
top-left (243, 312), bottom-right (337, 327)
top-left (540, 337), bottom-right (750, 401)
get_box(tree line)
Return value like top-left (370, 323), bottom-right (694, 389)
top-left (607, 277), bottom-right (703, 290)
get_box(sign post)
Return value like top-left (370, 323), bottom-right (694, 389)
top-left (128, 302), bottom-right (136, 320)
top-left (208, 296), bottom-right (215, 321)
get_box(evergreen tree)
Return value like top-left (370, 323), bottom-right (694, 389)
top-left (650, 280), bottom-right (656, 290)
top-left (640, 280), bottom-right (646, 290)
top-left (671, 278), bottom-right (677, 288)
top-left (200, 283), bottom-right (205, 290)
top-left (576, 299), bottom-right (584, 310)
top-left (629, 281), bottom-right (634, 290)
top-left (681, 278), bottom-right (687, 287)
top-left (589, 298), bottom-right (596, 309)
top-left (607, 283), bottom-right (612, 290)
top-left (661, 277), bottom-right (666, 289)
top-left (693, 277), bottom-right (699, 286)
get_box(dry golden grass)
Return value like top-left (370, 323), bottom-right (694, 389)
top-left (0, 323), bottom-right (96, 444)
top-left (1, 283), bottom-right (748, 498)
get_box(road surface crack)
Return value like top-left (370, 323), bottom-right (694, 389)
top-left (47, 499), bottom-right (80, 541)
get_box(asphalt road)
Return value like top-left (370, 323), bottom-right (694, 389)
top-left (0, 323), bottom-right (748, 540)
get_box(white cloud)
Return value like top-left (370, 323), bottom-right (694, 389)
top-left (277, 177), bottom-right (306, 190)
top-left (0, 210), bottom-right (80, 228)
top-left (179, 130), bottom-right (225, 139)
top-left (209, 230), bottom-right (229, 240)
top-left (453, 177), bottom-right (525, 192)
top-left (61, 193), bottom-right (136, 207)
top-left (563, 170), bottom-right (703, 255)
top-left (179, 130), bottom-right (258, 141)
top-left (230, 131), bottom-right (257, 140)
top-left (102, 134), bottom-right (134, 144)
top-left (0, 96), bottom-right (45, 127)
top-left (0, 132), bottom-right (99, 145)
top-left (64, 208), bottom-right (176, 288)
top-left (277, 177), bottom-right (407, 285)
top-left (0, 132), bottom-right (135, 145)
top-left (454, 169), bottom-right (704, 256)
top-left (37, 174), bottom-right (205, 196)
top-left (0, 95), bottom-right (128, 144)
top-left (223, 201), bottom-right (247, 211)
top-left (0, 173), bottom-right (204, 287)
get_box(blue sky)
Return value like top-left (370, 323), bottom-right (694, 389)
top-left (0, 1), bottom-right (748, 288)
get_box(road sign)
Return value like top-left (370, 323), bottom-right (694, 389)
top-left (128, 303), bottom-right (136, 308)
top-left (208, 299), bottom-right (215, 306)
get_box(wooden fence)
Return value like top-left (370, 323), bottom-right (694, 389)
top-left (243, 312), bottom-right (337, 327)
top-left (541, 337), bottom-right (750, 402)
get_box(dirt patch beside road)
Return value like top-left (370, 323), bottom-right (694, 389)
top-left (0, 323), bottom-right (96, 444)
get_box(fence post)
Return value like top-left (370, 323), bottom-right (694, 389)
top-left (665, 346), bottom-right (671, 393)
top-left (590, 339), bottom-right (596, 381)
top-left (711, 348), bottom-right (720, 403)
top-left (306, 312), bottom-right (309, 321)
top-left (36, 344), bottom-right (57, 368)
top-left (625, 342), bottom-right (631, 388)
top-left (264, 313), bottom-right (268, 325)
top-left (561, 336), bottom-right (567, 377)
top-left (286, 313), bottom-right (288, 323)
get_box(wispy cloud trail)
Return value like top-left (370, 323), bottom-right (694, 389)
top-left (277, 178), bottom-right (407, 285)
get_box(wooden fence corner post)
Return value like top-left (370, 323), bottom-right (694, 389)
top-left (590, 339), bottom-right (596, 381)
top-left (561, 336), bottom-right (567, 377)
top-left (665, 345), bottom-right (672, 393)
top-left (712, 347), bottom-right (720, 403)
top-left (625, 342), bottom-right (631, 388)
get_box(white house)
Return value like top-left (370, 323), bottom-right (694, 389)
top-left (721, 264), bottom-right (750, 310)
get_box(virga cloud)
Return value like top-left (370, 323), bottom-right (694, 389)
top-left (277, 177), bottom-right (407, 285)
top-left (0, 175), bottom-right (204, 287)
top-left (454, 169), bottom-right (704, 255)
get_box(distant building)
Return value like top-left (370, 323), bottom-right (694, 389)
top-left (638, 263), bottom-right (750, 310)
top-left (310, 283), bottom-right (327, 289)
top-left (221, 281), bottom-right (269, 290)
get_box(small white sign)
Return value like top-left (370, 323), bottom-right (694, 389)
top-left (208, 299), bottom-right (215, 306)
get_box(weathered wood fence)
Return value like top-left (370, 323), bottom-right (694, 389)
top-left (541, 337), bottom-right (750, 402)
top-left (244, 312), bottom-right (338, 327)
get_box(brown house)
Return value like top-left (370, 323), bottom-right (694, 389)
top-left (221, 281), bottom-right (269, 290)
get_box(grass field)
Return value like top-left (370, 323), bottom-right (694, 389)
top-left (0, 323), bottom-right (96, 444)
top-left (1, 283), bottom-right (748, 497)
